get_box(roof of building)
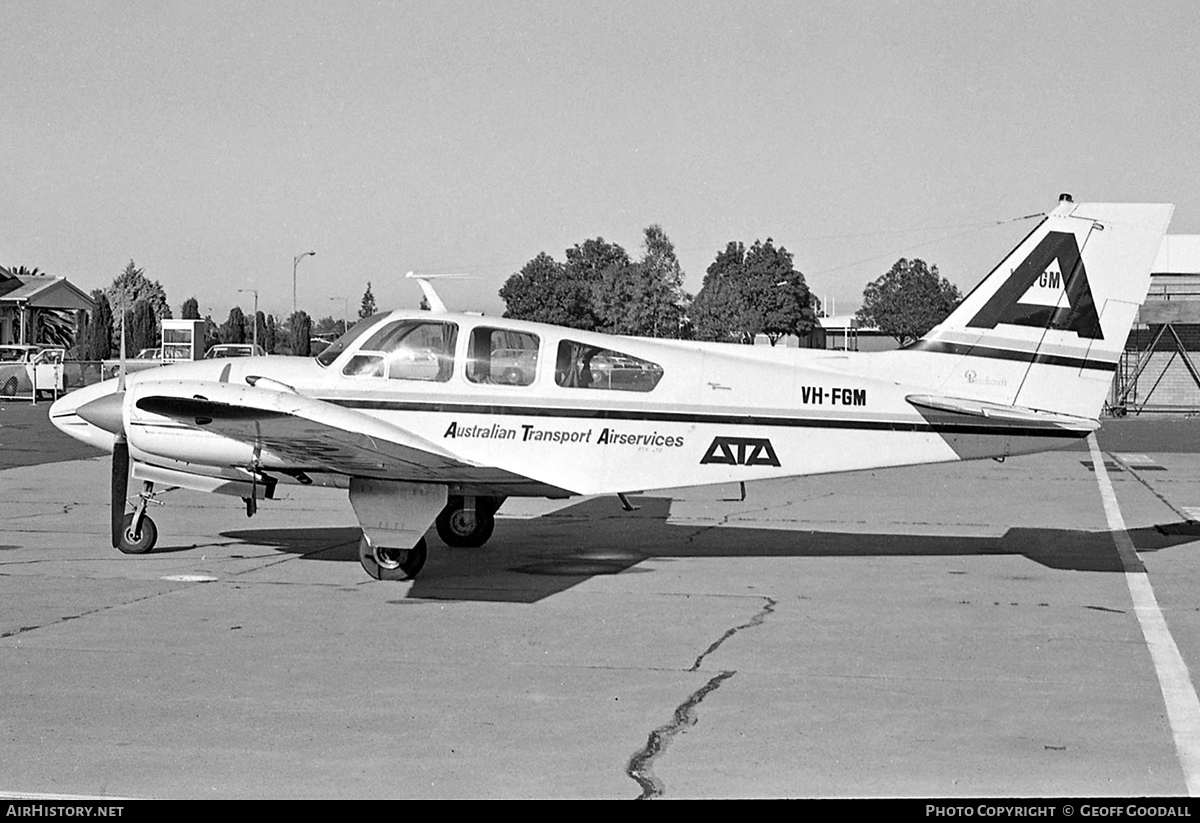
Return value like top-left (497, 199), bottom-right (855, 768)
top-left (1153, 235), bottom-right (1200, 275)
top-left (0, 269), bottom-right (95, 311)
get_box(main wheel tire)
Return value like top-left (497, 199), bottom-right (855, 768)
top-left (1, 376), bottom-right (18, 397)
top-left (436, 497), bottom-right (496, 548)
top-left (358, 535), bottom-right (427, 581)
top-left (118, 513), bottom-right (157, 554)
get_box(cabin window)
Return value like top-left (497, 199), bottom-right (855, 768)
top-left (554, 341), bottom-right (664, 392)
top-left (342, 320), bottom-right (458, 382)
top-left (342, 354), bottom-right (385, 377)
top-left (318, 312), bottom-right (388, 367)
top-left (467, 328), bottom-right (539, 386)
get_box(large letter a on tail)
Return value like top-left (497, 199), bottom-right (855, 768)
top-left (966, 231), bottom-right (1102, 339)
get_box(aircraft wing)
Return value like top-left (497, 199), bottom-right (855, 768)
top-left (130, 379), bottom-right (539, 487)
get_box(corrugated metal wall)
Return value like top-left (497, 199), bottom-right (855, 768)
top-left (1112, 255), bottom-right (1200, 414)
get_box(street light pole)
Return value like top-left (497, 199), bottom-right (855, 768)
top-left (292, 251), bottom-right (316, 317)
top-left (238, 288), bottom-right (259, 353)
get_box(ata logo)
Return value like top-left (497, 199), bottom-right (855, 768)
top-left (967, 230), bottom-right (1103, 339)
top-left (700, 436), bottom-right (781, 467)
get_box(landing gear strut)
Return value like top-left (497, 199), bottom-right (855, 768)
top-left (117, 481), bottom-right (159, 554)
top-left (435, 495), bottom-right (503, 548)
top-left (348, 478), bottom-right (445, 582)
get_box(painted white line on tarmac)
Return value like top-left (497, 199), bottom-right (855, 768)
top-left (0, 790), bottom-right (141, 800)
top-left (1090, 433), bottom-right (1200, 796)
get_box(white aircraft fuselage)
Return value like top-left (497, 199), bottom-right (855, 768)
top-left (49, 198), bottom-right (1177, 580)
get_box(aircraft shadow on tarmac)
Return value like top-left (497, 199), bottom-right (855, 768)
top-left (219, 497), bottom-right (1200, 603)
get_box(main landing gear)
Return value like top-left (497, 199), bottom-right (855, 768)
top-left (358, 534), bottom-right (428, 581)
top-left (349, 482), bottom-right (506, 581)
top-left (435, 495), bottom-right (503, 548)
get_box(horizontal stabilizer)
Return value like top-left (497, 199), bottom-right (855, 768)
top-left (905, 394), bottom-right (1100, 431)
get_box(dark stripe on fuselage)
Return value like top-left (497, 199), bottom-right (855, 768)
top-left (323, 398), bottom-right (1088, 440)
top-left (905, 340), bottom-right (1117, 372)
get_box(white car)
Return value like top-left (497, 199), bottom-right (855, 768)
top-left (0, 345), bottom-right (67, 397)
top-left (102, 348), bottom-right (164, 379)
top-left (204, 344), bottom-right (267, 359)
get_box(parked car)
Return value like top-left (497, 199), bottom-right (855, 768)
top-left (102, 348), bottom-right (164, 379)
top-left (204, 344), bottom-right (267, 359)
top-left (489, 347), bottom-right (538, 385)
top-left (0, 344), bottom-right (67, 398)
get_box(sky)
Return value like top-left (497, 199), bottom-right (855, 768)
top-left (4, 0), bottom-right (1198, 323)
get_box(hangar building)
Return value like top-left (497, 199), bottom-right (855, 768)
top-left (1113, 235), bottom-right (1200, 414)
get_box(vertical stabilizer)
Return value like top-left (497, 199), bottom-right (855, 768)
top-left (906, 198), bottom-right (1174, 419)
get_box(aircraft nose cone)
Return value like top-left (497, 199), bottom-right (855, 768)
top-left (76, 391), bottom-right (126, 435)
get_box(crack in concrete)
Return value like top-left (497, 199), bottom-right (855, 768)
top-left (690, 597), bottom-right (776, 672)
top-left (626, 596), bottom-right (775, 799)
top-left (627, 669), bottom-right (736, 800)
top-left (0, 589), bottom-right (173, 639)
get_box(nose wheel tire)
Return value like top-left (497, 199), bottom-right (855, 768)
top-left (358, 536), bottom-right (427, 581)
top-left (118, 512), bottom-right (158, 554)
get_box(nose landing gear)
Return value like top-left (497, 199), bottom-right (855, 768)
top-left (117, 481), bottom-right (161, 554)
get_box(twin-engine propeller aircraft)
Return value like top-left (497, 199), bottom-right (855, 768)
top-left (51, 197), bottom-right (1174, 581)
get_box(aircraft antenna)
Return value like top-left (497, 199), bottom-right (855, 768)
top-left (405, 272), bottom-right (468, 314)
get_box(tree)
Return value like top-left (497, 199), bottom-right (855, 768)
top-left (181, 297), bottom-right (200, 320)
top-left (108, 260), bottom-right (171, 319)
top-left (79, 290), bottom-right (113, 361)
top-left (35, 309), bottom-right (76, 347)
top-left (501, 238), bottom-right (633, 331)
top-left (288, 311), bottom-right (313, 357)
top-left (220, 306), bottom-right (247, 344)
top-left (264, 314), bottom-right (279, 354)
top-left (637, 224), bottom-right (691, 338)
top-left (855, 258), bottom-right (963, 346)
top-left (565, 237), bottom-right (630, 283)
top-left (593, 226), bottom-right (691, 338)
top-left (691, 239), bottom-right (815, 344)
top-left (313, 315), bottom-right (346, 338)
top-left (359, 282), bottom-right (377, 319)
top-left (739, 239), bottom-right (816, 345)
top-left (253, 311), bottom-right (268, 351)
top-left (202, 315), bottom-right (220, 352)
top-left (500, 252), bottom-right (594, 329)
top-left (107, 260), bottom-right (171, 351)
top-left (692, 242), bottom-right (748, 343)
top-left (124, 299), bottom-right (159, 353)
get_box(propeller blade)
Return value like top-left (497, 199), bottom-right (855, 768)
top-left (111, 435), bottom-right (129, 548)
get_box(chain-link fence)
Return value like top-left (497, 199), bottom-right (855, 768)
top-left (0, 361), bottom-right (111, 403)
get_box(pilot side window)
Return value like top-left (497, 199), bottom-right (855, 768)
top-left (466, 328), bottom-right (539, 386)
top-left (342, 320), bottom-right (458, 382)
top-left (555, 341), bottom-right (664, 392)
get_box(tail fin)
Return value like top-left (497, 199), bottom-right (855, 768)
top-left (908, 197), bottom-right (1174, 419)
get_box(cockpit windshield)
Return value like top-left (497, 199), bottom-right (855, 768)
top-left (316, 313), bottom-right (388, 367)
